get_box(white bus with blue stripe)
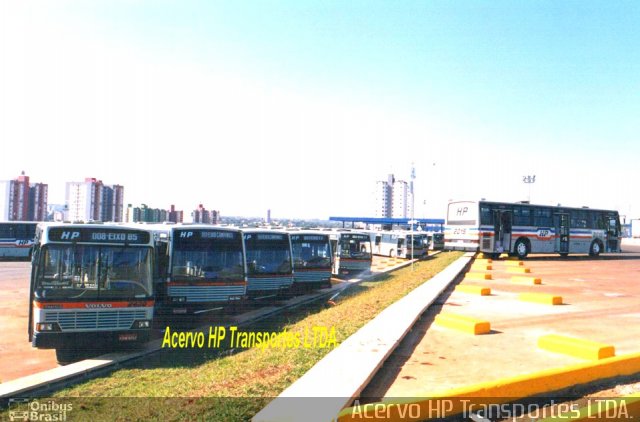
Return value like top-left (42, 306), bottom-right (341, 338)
top-left (242, 228), bottom-right (294, 299)
top-left (445, 200), bottom-right (622, 259)
top-left (154, 225), bottom-right (247, 316)
top-left (369, 230), bottom-right (428, 259)
top-left (29, 223), bottom-right (155, 363)
top-left (289, 230), bottom-right (333, 289)
top-left (0, 221), bottom-right (37, 259)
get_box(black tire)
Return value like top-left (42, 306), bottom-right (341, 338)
top-left (514, 238), bottom-right (529, 259)
top-left (55, 347), bottom-right (80, 365)
top-left (559, 252), bottom-right (569, 257)
top-left (589, 240), bottom-right (602, 257)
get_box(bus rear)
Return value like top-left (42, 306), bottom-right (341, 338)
top-left (243, 230), bottom-right (293, 299)
top-left (159, 226), bottom-right (246, 315)
top-left (290, 231), bottom-right (332, 289)
top-left (445, 201), bottom-right (480, 251)
top-left (29, 224), bottom-right (154, 363)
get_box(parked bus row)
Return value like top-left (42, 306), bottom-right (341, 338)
top-left (365, 229), bottom-right (445, 259)
top-left (445, 200), bottom-right (622, 259)
top-left (27, 223), bottom-right (373, 362)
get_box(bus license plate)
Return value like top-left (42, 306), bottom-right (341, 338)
top-left (119, 333), bottom-right (138, 342)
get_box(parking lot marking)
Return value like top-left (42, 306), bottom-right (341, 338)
top-left (538, 334), bottom-right (615, 360)
top-left (434, 312), bottom-right (491, 335)
top-left (519, 293), bottom-right (563, 305)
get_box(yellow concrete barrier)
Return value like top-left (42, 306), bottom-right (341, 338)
top-left (511, 276), bottom-right (542, 285)
top-left (464, 272), bottom-right (493, 280)
top-left (507, 267), bottom-right (531, 274)
top-left (504, 260), bottom-right (524, 267)
top-left (519, 292), bottom-right (563, 305)
top-left (338, 352), bottom-right (640, 421)
top-left (434, 313), bottom-right (491, 335)
top-left (538, 334), bottom-right (615, 360)
top-left (455, 285), bottom-right (491, 296)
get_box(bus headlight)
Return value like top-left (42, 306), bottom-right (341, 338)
top-left (36, 322), bottom-right (60, 332)
top-left (171, 296), bottom-right (187, 303)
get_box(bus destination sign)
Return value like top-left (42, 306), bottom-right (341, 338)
top-left (48, 228), bottom-right (150, 244)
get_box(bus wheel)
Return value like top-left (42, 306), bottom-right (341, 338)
top-left (589, 240), bottom-right (602, 257)
top-left (389, 250), bottom-right (395, 258)
top-left (55, 347), bottom-right (80, 365)
top-left (514, 239), bottom-right (529, 259)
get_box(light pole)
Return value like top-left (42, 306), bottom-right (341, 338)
top-left (410, 163), bottom-right (416, 270)
top-left (523, 175), bottom-right (536, 202)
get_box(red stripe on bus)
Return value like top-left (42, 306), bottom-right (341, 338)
top-left (34, 300), bottom-right (154, 309)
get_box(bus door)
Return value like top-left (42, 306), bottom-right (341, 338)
top-left (607, 217), bottom-right (620, 252)
top-left (397, 238), bottom-right (405, 257)
top-left (555, 213), bottom-right (570, 254)
top-left (493, 210), bottom-right (512, 253)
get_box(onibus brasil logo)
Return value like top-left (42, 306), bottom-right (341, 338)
top-left (8, 399), bottom-right (72, 421)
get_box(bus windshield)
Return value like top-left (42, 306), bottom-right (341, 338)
top-left (244, 236), bottom-right (291, 275)
top-left (171, 238), bottom-right (244, 282)
top-left (35, 245), bottom-right (153, 300)
top-left (340, 236), bottom-right (371, 260)
top-left (409, 235), bottom-right (424, 248)
top-left (291, 237), bottom-right (331, 269)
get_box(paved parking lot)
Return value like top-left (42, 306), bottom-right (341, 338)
top-left (363, 247), bottom-right (640, 399)
top-left (0, 261), bottom-right (57, 383)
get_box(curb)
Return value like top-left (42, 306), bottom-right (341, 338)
top-left (253, 252), bottom-right (473, 422)
top-left (338, 352), bottom-right (640, 421)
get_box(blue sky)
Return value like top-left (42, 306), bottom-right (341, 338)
top-left (1, 1), bottom-right (639, 220)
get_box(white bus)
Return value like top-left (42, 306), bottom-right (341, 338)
top-left (289, 230), bottom-right (333, 289)
top-left (242, 229), bottom-right (294, 299)
top-left (0, 221), bottom-right (37, 259)
top-left (445, 200), bottom-right (622, 259)
top-left (369, 230), bottom-right (428, 259)
top-left (28, 223), bottom-right (155, 363)
top-left (153, 225), bottom-right (246, 315)
top-left (329, 230), bottom-right (372, 277)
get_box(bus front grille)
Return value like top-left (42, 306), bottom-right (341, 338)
top-left (293, 270), bottom-right (331, 283)
top-left (168, 285), bottom-right (246, 302)
top-left (44, 310), bottom-right (147, 331)
top-left (247, 276), bottom-right (293, 291)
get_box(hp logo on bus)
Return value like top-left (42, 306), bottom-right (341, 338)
top-left (179, 232), bottom-right (193, 238)
top-left (456, 207), bottom-right (468, 216)
top-left (60, 231), bottom-right (80, 240)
